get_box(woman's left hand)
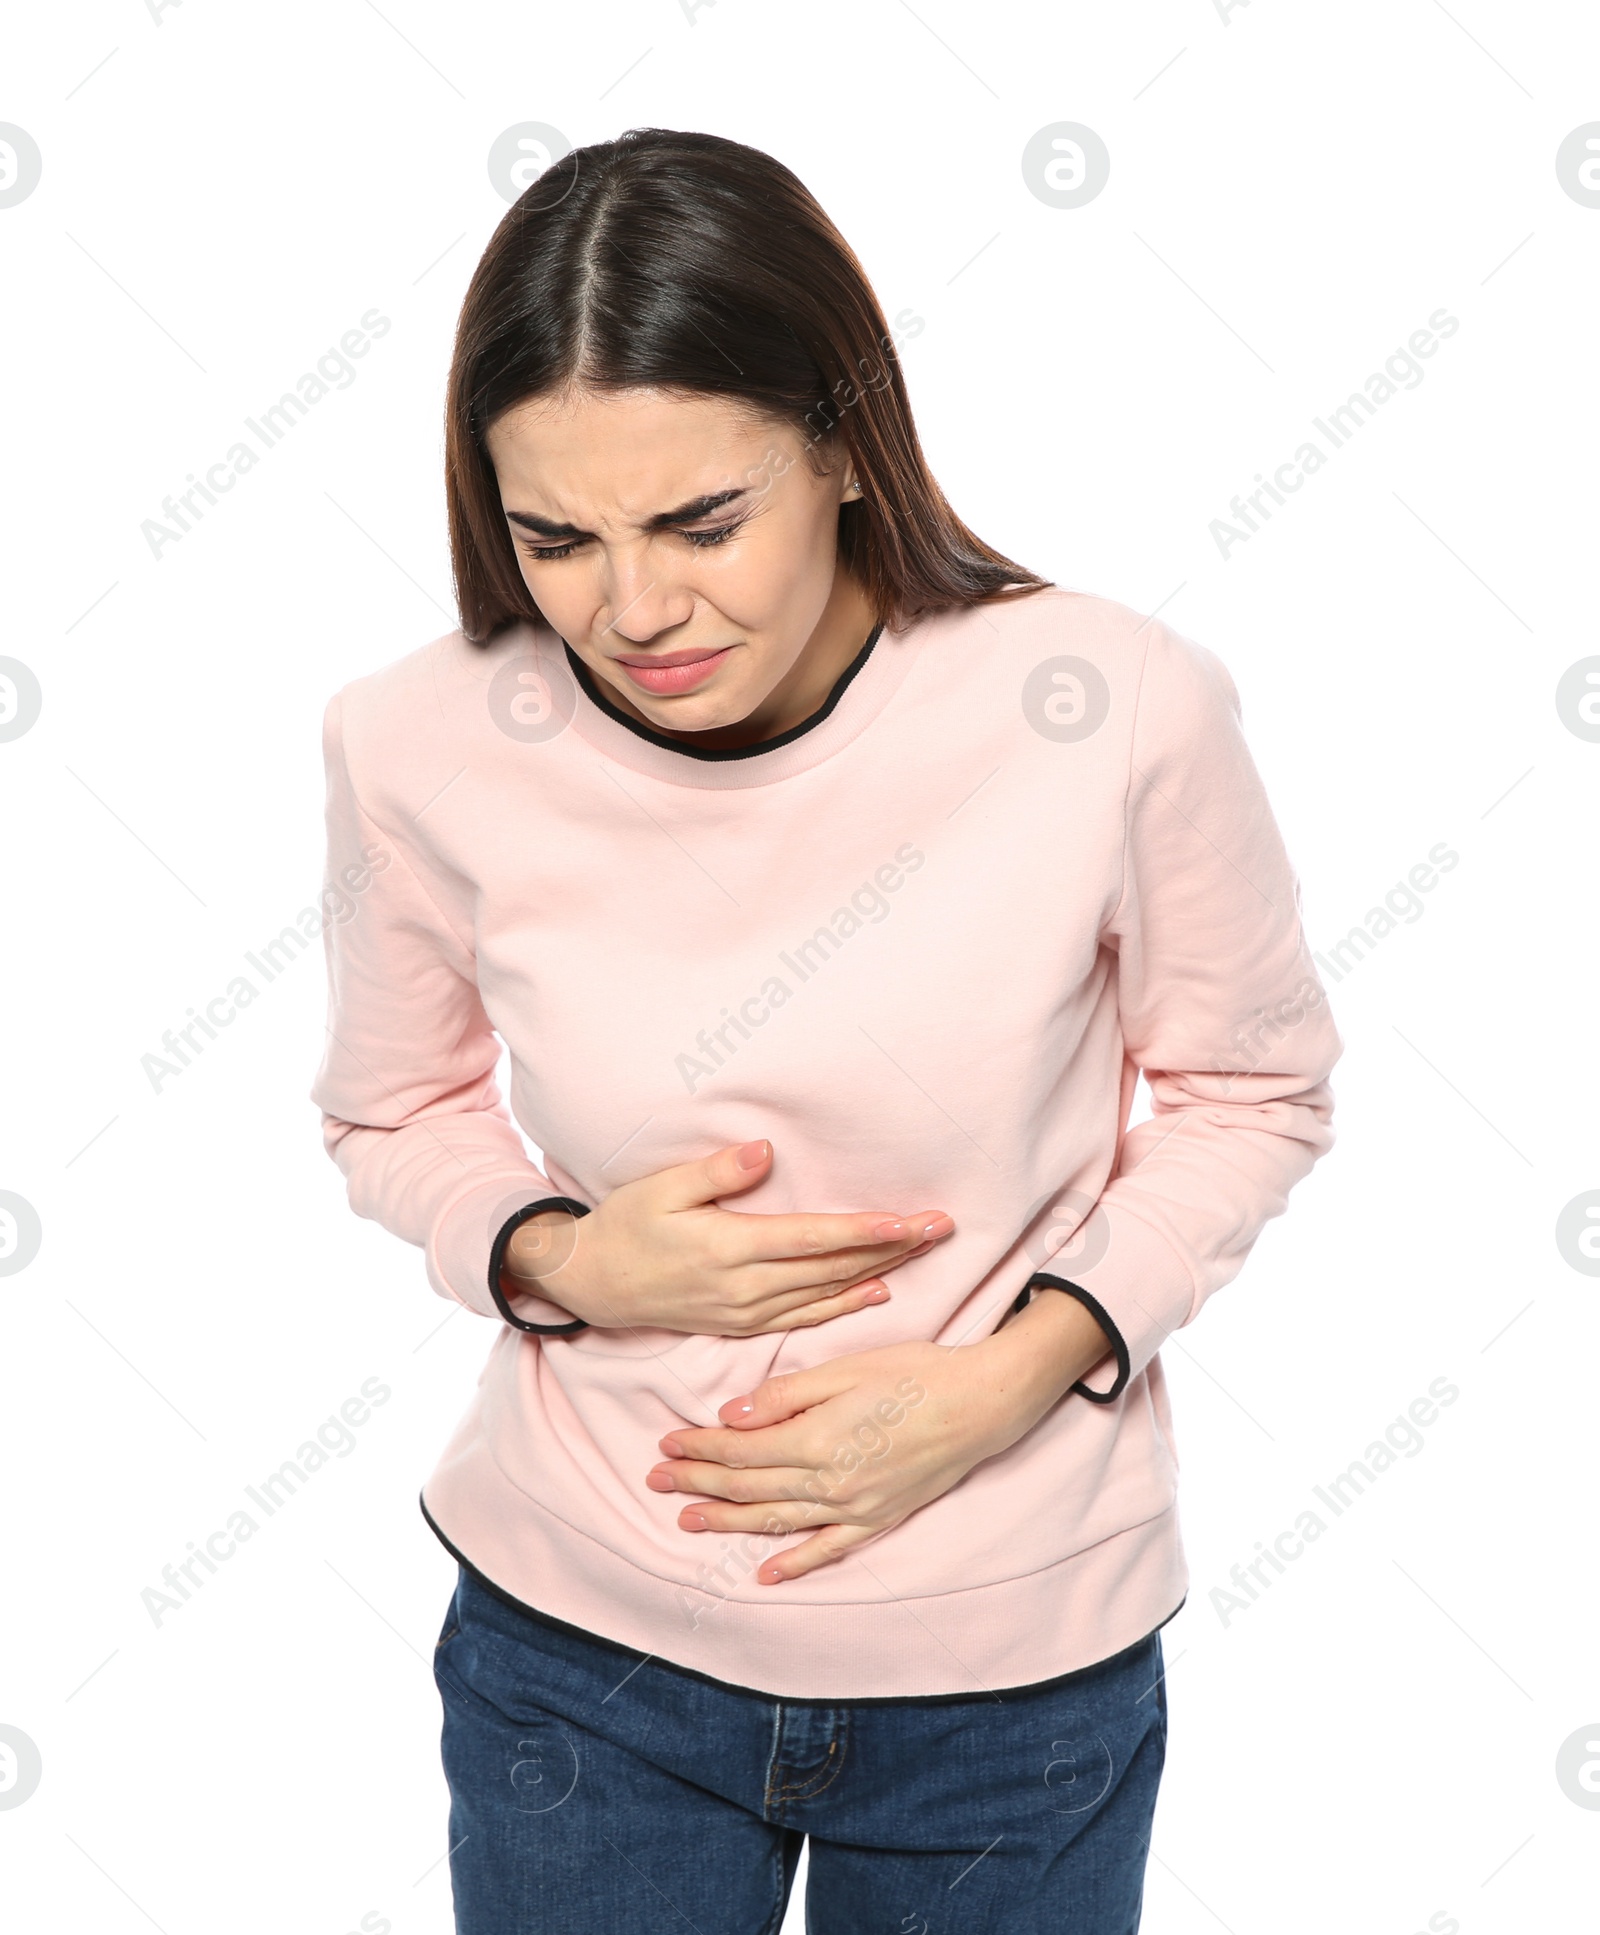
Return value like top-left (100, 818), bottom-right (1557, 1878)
top-left (644, 1291), bottom-right (1113, 1582)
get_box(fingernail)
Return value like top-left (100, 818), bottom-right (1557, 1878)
top-left (870, 1217), bottom-right (907, 1239)
top-left (863, 1283), bottom-right (889, 1302)
top-left (659, 1435), bottom-right (685, 1457)
top-left (736, 1139), bottom-right (770, 1169)
top-left (645, 1469), bottom-right (674, 1491)
top-left (921, 1214), bottom-right (955, 1240)
top-left (681, 1510), bottom-right (708, 1530)
top-left (723, 1401), bottom-right (754, 1420)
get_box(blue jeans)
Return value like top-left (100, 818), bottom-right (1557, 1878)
top-left (433, 1563), bottom-right (1167, 1933)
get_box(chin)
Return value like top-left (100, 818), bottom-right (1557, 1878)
top-left (648, 689), bottom-right (757, 733)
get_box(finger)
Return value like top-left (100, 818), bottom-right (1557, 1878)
top-left (758, 1521), bottom-right (884, 1584)
top-left (647, 1458), bottom-right (821, 1506)
top-left (672, 1496), bottom-right (833, 1536)
top-left (715, 1364), bottom-right (855, 1428)
top-left (725, 1208), bottom-right (954, 1267)
top-left (654, 1402), bottom-right (818, 1465)
top-left (729, 1238), bottom-right (950, 1333)
top-left (878, 1237), bottom-right (938, 1271)
top-left (746, 1278), bottom-right (893, 1334)
top-left (646, 1139), bottom-right (775, 1214)
top-left (731, 1227), bottom-right (948, 1303)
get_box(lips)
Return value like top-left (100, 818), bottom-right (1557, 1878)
top-left (611, 647), bottom-right (733, 696)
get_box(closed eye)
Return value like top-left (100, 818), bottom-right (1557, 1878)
top-left (518, 519), bottom-right (747, 562)
top-left (682, 522), bottom-right (742, 549)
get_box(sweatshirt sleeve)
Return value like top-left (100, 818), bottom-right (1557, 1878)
top-left (309, 687), bottom-right (588, 1334)
top-left (1026, 620), bottom-right (1341, 1401)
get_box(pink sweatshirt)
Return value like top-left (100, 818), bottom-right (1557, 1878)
top-left (311, 585), bottom-right (1340, 1699)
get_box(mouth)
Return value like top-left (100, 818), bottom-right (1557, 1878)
top-left (608, 645), bottom-right (735, 697)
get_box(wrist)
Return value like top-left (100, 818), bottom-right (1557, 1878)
top-left (503, 1206), bottom-right (579, 1278)
top-left (491, 1198), bottom-right (594, 1334)
top-left (981, 1284), bottom-right (1115, 1420)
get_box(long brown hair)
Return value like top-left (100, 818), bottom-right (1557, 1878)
top-left (445, 127), bottom-right (1050, 645)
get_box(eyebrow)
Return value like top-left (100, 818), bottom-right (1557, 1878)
top-left (505, 487), bottom-right (749, 541)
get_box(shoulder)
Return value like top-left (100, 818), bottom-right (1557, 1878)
top-left (909, 583), bottom-right (1241, 739)
top-left (320, 621), bottom-right (534, 795)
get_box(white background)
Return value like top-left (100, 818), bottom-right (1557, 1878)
top-left (2, 3), bottom-right (1596, 1931)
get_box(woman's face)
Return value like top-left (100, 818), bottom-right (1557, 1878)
top-left (484, 386), bottom-right (872, 744)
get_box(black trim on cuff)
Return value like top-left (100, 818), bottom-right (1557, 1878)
top-left (487, 1197), bottom-right (593, 1334)
top-left (1022, 1274), bottom-right (1132, 1404)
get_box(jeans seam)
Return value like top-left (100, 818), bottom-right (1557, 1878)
top-left (761, 1705), bottom-right (784, 1819)
top-left (756, 1830), bottom-right (799, 1935)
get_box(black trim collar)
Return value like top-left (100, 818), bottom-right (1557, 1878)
top-left (562, 622), bottom-right (884, 763)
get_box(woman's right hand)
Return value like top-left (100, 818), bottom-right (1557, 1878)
top-left (500, 1138), bottom-right (954, 1337)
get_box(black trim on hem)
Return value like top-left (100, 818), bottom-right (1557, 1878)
top-left (561, 622), bottom-right (884, 763)
top-left (1022, 1275), bottom-right (1133, 1404)
top-left (487, 1196), bottom-right (592, 1334)
top-left (419, 1490), bottom-right (1183, 1708)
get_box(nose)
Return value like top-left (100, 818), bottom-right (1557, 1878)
top-left (598, 545), bottom-right (695, 644)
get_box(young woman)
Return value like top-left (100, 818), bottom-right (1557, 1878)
top-left (312, 127), bottom-right (1340, 1934)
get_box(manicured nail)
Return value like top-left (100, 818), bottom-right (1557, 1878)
top-left (723, 1401), bottom-right (754, 1419)
top-left (681, 1510), bottom-right (708, 1530)
top-left (863, 1283), bottom-right (889, 1302)
top-left (870, 1217), bottom-right (907, 1239)
top-left (736, 1139), bottom-right (770, 1169)
top-left (659, 1435), bottom-right (685, 1457)
top-left (921, 1214), bottom-right (955, 1240)
top-left (645, 1469), bottom-right (674, 1491)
